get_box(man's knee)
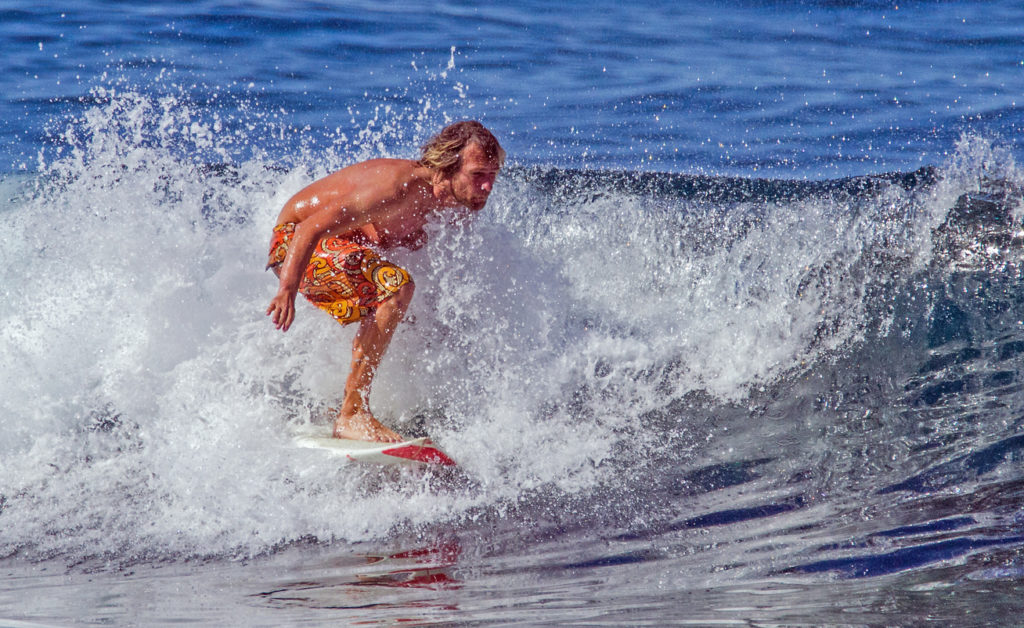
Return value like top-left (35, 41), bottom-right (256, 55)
top-left (379, 281), bottom-right (414, 319)
top-left (397, 280), bottom-right (415, 304)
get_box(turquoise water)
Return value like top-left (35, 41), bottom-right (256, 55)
top-left (2, 1), bottom-right (1024, 625)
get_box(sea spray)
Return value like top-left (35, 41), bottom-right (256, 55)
top-left (2, 83), bottom-right (1023, 569)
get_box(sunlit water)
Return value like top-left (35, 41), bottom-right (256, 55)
top-left (2, 1), bottom-right (1024, 625)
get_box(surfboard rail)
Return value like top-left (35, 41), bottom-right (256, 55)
top-left (293, 429), bottom-right (456, 466)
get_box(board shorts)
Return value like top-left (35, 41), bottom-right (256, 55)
top-left (266, 223), bottom-right (411, 325)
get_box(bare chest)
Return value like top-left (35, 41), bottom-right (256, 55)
top-left (366, 211), bottom-right (429, 249)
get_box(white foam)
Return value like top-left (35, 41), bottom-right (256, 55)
top-left (1, 87), bottom-right (1018, 563)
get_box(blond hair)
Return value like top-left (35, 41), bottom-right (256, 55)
top-left (419, 121), bottom-right (505, 178)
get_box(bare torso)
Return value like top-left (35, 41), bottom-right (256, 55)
top-left (275, 158), bottom-right (441, 250)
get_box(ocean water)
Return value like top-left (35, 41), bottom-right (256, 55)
top-left (2, 1), bottom-right (1024, 625)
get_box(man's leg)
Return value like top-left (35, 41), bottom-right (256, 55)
top-left (333, 282), bottom-right (415, 442)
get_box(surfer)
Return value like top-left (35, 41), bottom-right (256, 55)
top-left (266, 121), bottom-right (504, 443)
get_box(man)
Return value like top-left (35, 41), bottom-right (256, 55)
top-left (266, 121), bottom-right (504, 443)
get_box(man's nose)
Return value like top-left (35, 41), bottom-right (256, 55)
top-left (481, 178), bottom-right (494, 192)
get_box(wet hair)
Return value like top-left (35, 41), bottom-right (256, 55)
top-left (419, 120), bottom-right (505, 178)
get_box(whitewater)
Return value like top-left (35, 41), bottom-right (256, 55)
top-left (3, 1), bottom-right (1024, 625)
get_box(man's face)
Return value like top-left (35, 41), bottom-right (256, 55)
top-left (448, 142), bottom-right (501, 212)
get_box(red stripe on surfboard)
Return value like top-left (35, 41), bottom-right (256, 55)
top-left (382, 443), bottom-right (456, 466)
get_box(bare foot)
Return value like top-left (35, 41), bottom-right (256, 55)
top-left (333, 412), bottom-right (404, 443)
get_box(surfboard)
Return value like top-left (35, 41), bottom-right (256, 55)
top-left (293, 427), bottom-right (456, 466)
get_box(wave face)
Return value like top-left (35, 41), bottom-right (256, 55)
top-left (1, 92), bottom-right (1023, 612)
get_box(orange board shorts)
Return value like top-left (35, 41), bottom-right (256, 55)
top-left (267, 223), bottom-right (411, 325)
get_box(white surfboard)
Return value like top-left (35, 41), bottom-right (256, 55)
top-left (293, 426), bottom-right (456, 466)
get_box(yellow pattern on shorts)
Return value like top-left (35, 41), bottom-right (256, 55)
top-left (267, 223), bottom-right (411, 325)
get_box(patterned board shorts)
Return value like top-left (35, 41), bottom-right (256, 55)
top-left (267, 223), bottom-right (411, 325)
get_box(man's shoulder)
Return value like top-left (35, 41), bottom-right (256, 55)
top-left (356, 158), bottom-right (435, 198)
top-left (338, 158), bottom-right (414, 186)
top-left (351, 157), bottom-right (418, 173)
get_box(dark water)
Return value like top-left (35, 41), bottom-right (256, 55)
top-left (2, 1), bottom-right (1024, 625)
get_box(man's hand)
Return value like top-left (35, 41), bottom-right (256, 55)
top-left (266, 288), bottom-right (297, 331)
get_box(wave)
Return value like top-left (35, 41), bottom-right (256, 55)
top-left (1, 91), bottom-right (1023, 580)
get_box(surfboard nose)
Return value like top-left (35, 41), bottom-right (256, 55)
top-left (382, 441), bottom-right (457, 466)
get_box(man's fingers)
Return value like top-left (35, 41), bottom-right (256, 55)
top-left (278, 305), bottom-right (293, 331)
top-left (266, 300), bottom-right (293, 332)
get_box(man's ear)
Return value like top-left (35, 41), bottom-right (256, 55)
top-left (430, 172), bottom-right (451, 203)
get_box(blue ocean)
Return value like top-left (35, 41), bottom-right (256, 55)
top-left (2, 1), bottom-right (1024, 625)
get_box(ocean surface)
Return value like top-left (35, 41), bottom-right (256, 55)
top-left (2, 1), bottom-right (1024, 625)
